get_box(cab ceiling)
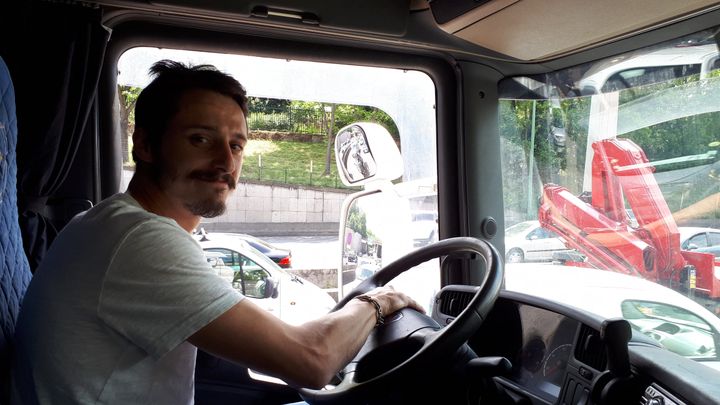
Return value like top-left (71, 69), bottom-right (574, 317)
top-left (441, 0), bottom-right (720, 61)
top-left (96, 0), bottom-right (720, 63)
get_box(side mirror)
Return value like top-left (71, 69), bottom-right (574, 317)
top-left (335, 122), bottom-right (403, 187)
top-left (687, 243), bottom-right (699, 251)
top-left (261, 277), bottom-right (279, 299)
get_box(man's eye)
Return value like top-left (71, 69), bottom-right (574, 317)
top-left (231, 144), bottom-right (244, 153)
top-left (190, 135), bottom-right (210, 145)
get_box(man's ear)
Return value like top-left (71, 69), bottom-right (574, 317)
top-left (132, 128), bottom-right (154, 163)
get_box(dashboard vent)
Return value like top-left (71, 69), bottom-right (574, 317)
top-left (438, 289), bottom-right (474, 317)
top-left (574, 324), bottom-right (607, 371)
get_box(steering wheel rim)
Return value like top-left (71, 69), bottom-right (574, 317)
top-left (299, 237), bottom-right (504, 404)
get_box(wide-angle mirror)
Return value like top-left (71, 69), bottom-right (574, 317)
top-left (621, 300), bottom-right (719, 359)
top-left (334, 122), bottom-right (403, 186)
top-left (335, 121), bottom-right (439, 308)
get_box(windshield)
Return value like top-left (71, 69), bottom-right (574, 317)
top-left (499, 27), bottom-right (720, 365)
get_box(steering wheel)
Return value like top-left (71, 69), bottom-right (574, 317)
top-left (299, 237), bottom-right (504, 404)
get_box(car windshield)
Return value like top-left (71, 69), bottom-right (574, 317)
top-left (499, 27), bottom-right (720, 364)
top-left (505, 221), bottom-right (536, 237)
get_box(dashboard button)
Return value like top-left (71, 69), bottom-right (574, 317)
top-left (578, 366), bottom-right (593, 380)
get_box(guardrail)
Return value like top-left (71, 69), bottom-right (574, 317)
top-left (287, 268), bottom-right (356, 302)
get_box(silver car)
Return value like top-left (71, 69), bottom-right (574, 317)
top-left (504, 220), bottom-right (572, 263)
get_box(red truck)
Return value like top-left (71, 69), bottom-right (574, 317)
top-left (538, 138), bottom-right (720, 314)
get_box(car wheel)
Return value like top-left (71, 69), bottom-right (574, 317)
top-left (506, 248), bottom-right (524, 263)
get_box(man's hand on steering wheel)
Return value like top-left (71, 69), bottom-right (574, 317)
top-left (358, 286), bottom-right (426, 321)
top-left (300, 237), bottom-right (503, 404)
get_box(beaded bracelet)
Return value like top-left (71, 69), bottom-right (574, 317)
top-left (355, 294), bottom-right (385, 327)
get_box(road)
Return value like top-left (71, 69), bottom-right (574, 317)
top-left (263, 235), bottom-right (339, 270)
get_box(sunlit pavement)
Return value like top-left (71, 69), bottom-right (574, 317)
top-left (263, 235), bottom-right (339, 271)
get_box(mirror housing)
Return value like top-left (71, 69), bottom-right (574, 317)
top-left (335, 122), bottom-right (403, 187)
top-left (258, 277), bottom-right (279, 299)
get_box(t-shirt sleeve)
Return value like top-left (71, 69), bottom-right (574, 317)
top-left (98, 219), bottom-right (243, 359)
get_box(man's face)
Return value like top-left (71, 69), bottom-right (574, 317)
top-left (152, 89), bottom-right (247, 217)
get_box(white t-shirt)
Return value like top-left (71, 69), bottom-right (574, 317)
top-left (12, 193), bottom-right (243, 404)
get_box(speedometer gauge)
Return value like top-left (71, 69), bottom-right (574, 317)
top-left (542, 343), bottom-right (573, 379)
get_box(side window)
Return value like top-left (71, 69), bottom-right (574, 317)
top-left (688, 233), bottom-right (709, 248)
top-left (119, 47), bottom-right (438, 312)
top-left (527, 228), bottom-right (546, 240)
top-left (546, 229), bottom-right (560, 238)
top-left (206, 248), bottom-right (240, 270)
top-left (205, 248), bottom-right (271, 298)
top-left (237, 254), bottom-right (271, 299)
top-left (708, 232), bottom-right (720, 246)
top-left (203, 249), bottom-right (236, 287)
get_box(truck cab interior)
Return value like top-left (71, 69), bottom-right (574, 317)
top-left (2, 1), bottom-right (720, 404)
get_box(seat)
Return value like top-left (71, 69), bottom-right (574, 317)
top-left (0, 55), bottom-right (32, 403)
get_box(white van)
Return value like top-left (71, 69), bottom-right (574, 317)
top-left (578, 43), bottom-right (719, 94)
top-left (196, 233), bottom-right (336, 325)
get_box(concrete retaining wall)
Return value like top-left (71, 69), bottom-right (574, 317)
top-left (200, 181), bottom-right (352, 236)
top-left (121, 170), bottom-right (352, 236)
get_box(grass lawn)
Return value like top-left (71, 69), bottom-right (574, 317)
top-left (241, 139), bottom-right (353, 189)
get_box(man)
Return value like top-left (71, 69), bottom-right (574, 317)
top-left (12, 60), bottom-right (421, 404)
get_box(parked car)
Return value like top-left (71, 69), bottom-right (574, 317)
top-left (504, 220), bottom-right (572, 263)
top-left (197, 230), bottom-right (292, 268)
top-left (196, 233), bottom-right (334, 325)
top-left (234, 233), bottom-right (292, 268)
top-left (505, 264), bottom-right (720, 371)
top-left (679, 227), bottom-right (720, 251)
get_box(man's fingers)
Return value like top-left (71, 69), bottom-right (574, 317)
top-left (408, 298), bottom-right (425, 314)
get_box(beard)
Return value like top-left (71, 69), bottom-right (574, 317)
top-left (147, 157), bottom-right (238, 218)
top-left (184, 170), bottom-right (237, 218)
top-left (185, 196), bottom-right (227, 218)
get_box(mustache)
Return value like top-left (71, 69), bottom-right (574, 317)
top-left (189, 170), bottom-right (237, 189)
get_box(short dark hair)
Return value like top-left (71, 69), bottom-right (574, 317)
top-left (132, 60), bottom-right (248, 163)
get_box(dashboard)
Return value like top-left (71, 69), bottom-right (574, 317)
top-left (507, 304), bottom-right (581, 403)
top-left (433, 287), bottom-right (720, 405)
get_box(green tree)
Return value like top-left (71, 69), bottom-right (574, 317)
top-left (347, 205), bottom-right (368, 239)
top-left (248, 97), bottom-right (291, 114)
top-left (118, 85), bottom-right (142, 165)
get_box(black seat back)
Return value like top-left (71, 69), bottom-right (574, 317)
top-left (0, 55), bottom-right (32, 403)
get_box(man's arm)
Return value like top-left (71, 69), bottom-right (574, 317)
top-left (672, 192), bottom-right (720, 224)
top-left (188, 286), bottom-right (422, 388)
